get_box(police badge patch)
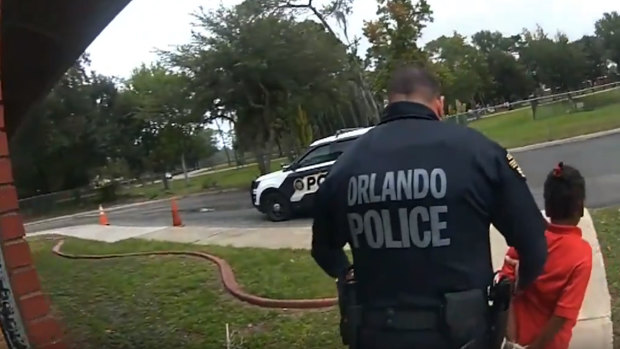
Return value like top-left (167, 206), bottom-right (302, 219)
top-left (506, 153), bottom-right (526, 179)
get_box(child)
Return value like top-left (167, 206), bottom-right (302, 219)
top-left (500, 162), bottom-right (592, 349)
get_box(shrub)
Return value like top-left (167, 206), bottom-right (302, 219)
top-left (201, 177), bottom-right (218, 190)
top-left (98, 181), bottom-right (120, 202)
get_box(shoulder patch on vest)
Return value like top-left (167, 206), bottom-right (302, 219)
top-left (506, 153), bottom-right (526, 179)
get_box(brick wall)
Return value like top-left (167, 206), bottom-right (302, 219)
top-left (0, 4), bottom-right (67, 347)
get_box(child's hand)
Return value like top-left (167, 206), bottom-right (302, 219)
top-left (504, 255), bottom-right (520, 291)
top-left (525, 342), bottom-right (543, 349)
top-left (502, 340), bottom-right (527, 349)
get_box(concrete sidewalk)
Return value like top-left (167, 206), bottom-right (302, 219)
top-left (26, 209), bottom-right (613, 348)
top-left (27, 225), bottom-right (168, 243)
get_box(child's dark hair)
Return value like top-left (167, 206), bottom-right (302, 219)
top-left (543, 162), bottom-right (586, 220)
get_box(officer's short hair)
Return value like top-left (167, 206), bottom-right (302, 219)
top-left (543, 162), bottom-right (586, 220)
top-left (387, 66), bottom-right (441, 101)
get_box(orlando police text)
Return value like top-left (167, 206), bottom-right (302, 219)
top-left (347, 168), bottom-right (449, 249)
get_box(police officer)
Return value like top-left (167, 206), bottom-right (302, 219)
top-left (311, 66), bottom-right (548, 349)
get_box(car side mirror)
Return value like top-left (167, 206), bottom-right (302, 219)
top-left (286, 162), bottom-right (300, 171)
top-left (281, 162), bottom-right (291, 171)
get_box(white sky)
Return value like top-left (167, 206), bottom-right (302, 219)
top-left (86, 0), bottom-right (618, 79)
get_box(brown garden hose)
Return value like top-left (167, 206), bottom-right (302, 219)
top-left (52, 240), bottom-right (338, 309)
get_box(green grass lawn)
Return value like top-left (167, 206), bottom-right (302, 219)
top-left (470, 88), bottom-right (620, 148)
top-left (470, 101), bottom-right (620, 149)
top-left (30, 208), bottom-right (620, 348)
top-left (22, 158), bottom-right (290, 221)
top-left (591, 207), bottom-right (620, 346)
top-left (31, 237), bottom-right (344, 349)
top-left (122, 158), bottom-right (287, 201)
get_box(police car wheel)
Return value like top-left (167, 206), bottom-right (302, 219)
top-left (262, 192), bottom-right (292, 222)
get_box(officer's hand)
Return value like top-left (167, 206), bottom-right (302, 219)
top-left (504, 256), bottom-right (520, 292)
top-left (345, 268), bottom-right (355, 282)
top-left (336, 267), bottom-right (354, 284)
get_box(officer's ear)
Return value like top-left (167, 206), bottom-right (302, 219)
top-left (433, 95), bottom-right (445, 119)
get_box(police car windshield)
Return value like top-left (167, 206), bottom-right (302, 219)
top-left (293, 138), bottom-right (356, 168)
top-left (295, 145), bottom-right (331, 167)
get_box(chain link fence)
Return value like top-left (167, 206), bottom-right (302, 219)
top-left (18, 149), bottom-right (295, 220)
top-left (18, 187), bottom-right (102, 220)
top-left (446, 82), bottom-right (620, 125)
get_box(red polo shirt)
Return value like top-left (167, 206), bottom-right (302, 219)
top-left (500, 224), bottom-right (592, 349)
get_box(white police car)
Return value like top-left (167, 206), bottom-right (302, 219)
top-left (250, 127), bottom-right (372, 221)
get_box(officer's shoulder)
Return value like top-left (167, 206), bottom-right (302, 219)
top-left (438, 121), bottom-right (506, 157)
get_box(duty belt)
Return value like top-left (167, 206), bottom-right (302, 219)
top-left (362, 307), bottom-right (441, 331)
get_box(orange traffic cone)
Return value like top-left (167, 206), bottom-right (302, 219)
top-left (99, 205), bottom-right (109, 226)
top-left (171, 198), bottom-right (184, 227)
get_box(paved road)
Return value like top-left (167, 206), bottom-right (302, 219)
top-left (26, 133), bottom-right (620, 233)
top-left (514, 132), bottom-right (620, 209)
top-left (25, 191), bottom-right (312, 233)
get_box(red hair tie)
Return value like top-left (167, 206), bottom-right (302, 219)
top-left (552, 162), bottom-right (564, 177)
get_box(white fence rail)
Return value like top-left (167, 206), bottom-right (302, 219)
top-left (448, 81), bottom-right (620, 122)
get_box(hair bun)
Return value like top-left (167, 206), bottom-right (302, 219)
top-left (552, 162), bottom-right (564, 177)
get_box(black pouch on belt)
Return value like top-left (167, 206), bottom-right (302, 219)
top-left (443, 289), bottom-right (488, 348)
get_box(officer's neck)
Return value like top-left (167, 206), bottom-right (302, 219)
top-left (387, 95), bottom-right (440, 119)
top-left (388, 95), bottom-right (434, 110)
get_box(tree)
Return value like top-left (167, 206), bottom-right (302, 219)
top-left (470, 30), bottom-right (534, 104)
top-left (595, 11), bottom-right (620, 66)
top-left (274, 0), bottom-right (382, 125)
top-left (212, 119), bottom-right (233, 166)
top-left (10, 55), bottom-right (119, 196)
top-left (485, 50), bottom-right (534, 102)
top-left (472, 30), bottom-right (520, 54)
top-left (519, 28), bottom-right (589, 91)
top-left (126, 64), bottom-right (203, 188)
top-left (184, 128), bottom-right (219, 169)
top-left (166, 0), bottom-right (352, 174)
top-left (296, 105), bottom-right (314, 148)
top-left (363, 0), bottom-right (434, 98)
top-left (574, 35), bottom-right (609, 82)
top-left (425, 32), bottom-right (491, 108)
top-left (103, 88), bottom-right (152, 181)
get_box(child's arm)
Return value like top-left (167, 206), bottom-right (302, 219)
top-left (526, 316), bottom-right (567, 349)
top-left (506, 301), bottom-right (516, 341)
top-left (527, 247), bottom-right (592, 349)
top-left (499, 247), bottom-right (519, 281)
top-left (501, 248), bottom-right (519, 343)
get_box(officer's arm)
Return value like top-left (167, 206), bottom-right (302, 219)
top-left (490, 150), bottom-right (547, 289)
top-left (311, 178), bottom-right (351, 279)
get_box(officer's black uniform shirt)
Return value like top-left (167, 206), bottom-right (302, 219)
top-left (311, 101), bottom-right (547, 305)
